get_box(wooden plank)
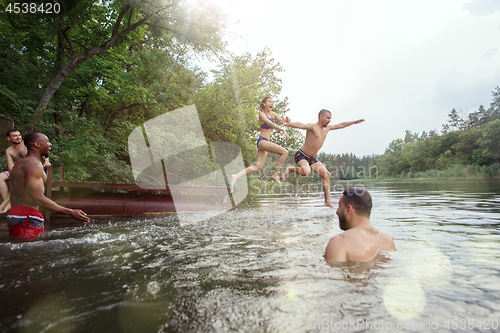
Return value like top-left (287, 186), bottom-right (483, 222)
top-left (50, 180), bottom-right (147, 191)
top-left (45, 165), bottom-right (230, 197)
top-left (49, 180), bottom-right (230, 194)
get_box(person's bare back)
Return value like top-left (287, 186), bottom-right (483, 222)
top-left (324, 188), bottom-right (395, 262)
top-left (325, 225), bottom-right (395, 262)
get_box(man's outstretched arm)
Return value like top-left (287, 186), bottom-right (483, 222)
top-left (328, 119), bottom-right (365, 131)
top-left (281, 117), bottom-right (314, 130)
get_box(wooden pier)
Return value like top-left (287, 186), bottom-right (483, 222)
top-left (44, 165), bottom-right (232, 219)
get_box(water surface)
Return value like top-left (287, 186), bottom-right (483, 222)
top-left (1, 179), bottom-right (500, 332)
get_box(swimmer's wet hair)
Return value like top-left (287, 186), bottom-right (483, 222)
top-left (342, 187), bottom-right (372, 217)
top-left (318, 109), bottom-right (331, 117)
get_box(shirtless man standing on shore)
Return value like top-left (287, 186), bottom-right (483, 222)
top-left (282, 109), bottom-right (364, 207)
top-left (325, 188), bottom-right (396, 262)
top-left (8, 132), bottom-right (88, 237)
top-left (0, 129), bottom-right (50, 213)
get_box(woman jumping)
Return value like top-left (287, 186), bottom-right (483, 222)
top-left (231, 97), bottom-right (290, 190)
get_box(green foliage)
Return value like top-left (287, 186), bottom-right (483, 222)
top-left (269, 97), bottom-right (303, 153)
top-left (374, 85), bottom-right (500, 178)
top-left (36, 114), bottom-right (134, 182)
top-left (452, 128), bottom-right (483, 165)
top-left (196, 48), bottom-right (302, 165)
top-left (316, 152), bottom-right (380, 180)
top-left (0, 0), bottom-right (232, 181)
top-left (480, 119), bottom-right (500, 164)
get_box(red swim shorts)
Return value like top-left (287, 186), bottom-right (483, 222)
top-left (7, 206), bottom-right (45, 237)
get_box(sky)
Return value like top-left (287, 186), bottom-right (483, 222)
top-left (197, 0), bottom-right (500, 156)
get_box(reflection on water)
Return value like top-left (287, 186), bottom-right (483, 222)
top-left (1, 179), bottom-right (500, 332)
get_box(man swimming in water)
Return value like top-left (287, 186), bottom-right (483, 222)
top-left (282, 109), bottom-right (364, 207)
top-left (8, 132), bottom-right (89, 237)
top-left (325, 188), bottom-right (396, 262)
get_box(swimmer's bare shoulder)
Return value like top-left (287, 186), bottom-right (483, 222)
top-left (379, 229), bottom-right (396, 251)
top-left (360, 227), bottom-right (396, 254)
top-left (324, 233), bottom-right (349, 262)
top-left (325, 228), bottom-right (395, 262)
top-left (360, 228), bottom-right (396, 260)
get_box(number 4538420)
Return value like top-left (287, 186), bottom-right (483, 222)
top-left (6, 3), bottom-right (60, 14)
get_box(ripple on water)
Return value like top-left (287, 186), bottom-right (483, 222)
top-left (3, 181), bottom-right (500, 332)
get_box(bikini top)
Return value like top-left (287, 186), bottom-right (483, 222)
top-left (260, 113), bottom-right (275, 129)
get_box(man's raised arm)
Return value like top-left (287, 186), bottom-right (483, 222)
top-left (328, 119), bottom-right (365, 131)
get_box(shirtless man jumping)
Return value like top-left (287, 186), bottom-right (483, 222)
top-left (325, 188), bottom-right (396, 262)
top-left (282, 109), bottom-right (364, 207)
top-left (8, 132), bottom-right (88, 237)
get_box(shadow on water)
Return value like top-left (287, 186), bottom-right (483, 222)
top-left (1, 180), bottom-right (500, 332)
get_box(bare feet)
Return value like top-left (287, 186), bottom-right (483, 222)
top-left (282, 166), bottom-right (292, 181)
top-left (271, 174), bottom-right (282, 186)
top-left (0, 197), bottom-right (10, 214)
top-left (230, 174), bottom-right (237, 192)
top-left (324, 201), bottom-right (334, 208)
top-left (0, 202), bottom-right (11, 214)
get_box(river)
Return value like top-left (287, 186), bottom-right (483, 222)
top-left (1, 179), bottom-right (500, 332)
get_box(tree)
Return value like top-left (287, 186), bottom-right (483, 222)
top-left (375, 138), bottom-right (404, 176)
top-left (373, 85), bottom-right (500, 176)
top-left (488, 86), bottom-right (500, 121)
top-left (1, 0), bottom-right (229, 181)
top-left (447, 108), bottom-right (464, 131)
top-left (196, 48), bottom-right (302, 165)
top-left (480, 119), bottom-right (500, 164)
top-left (384, 138), bottom-right (404, 155)
top-left (0, 0), bottom-right (227, 132)
top-left (452, 128), bottom-right (482, 165)
top-left (404, 130), bottom-right (418, 144)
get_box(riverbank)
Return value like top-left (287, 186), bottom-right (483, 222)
top-left (365, 163), bottom-right (500, 182)
top-left (248, 163), bottom-right (500, 194)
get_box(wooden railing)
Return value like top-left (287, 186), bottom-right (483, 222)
top-left (45, 165), bottom-right (170, 197)
top-left (44, 165), bottom-right (231, 218)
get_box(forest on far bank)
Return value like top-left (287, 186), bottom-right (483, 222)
top-left (308, 86), bottom-right (500, 181)
top-left (373, 86), bottom-right (500, 179)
